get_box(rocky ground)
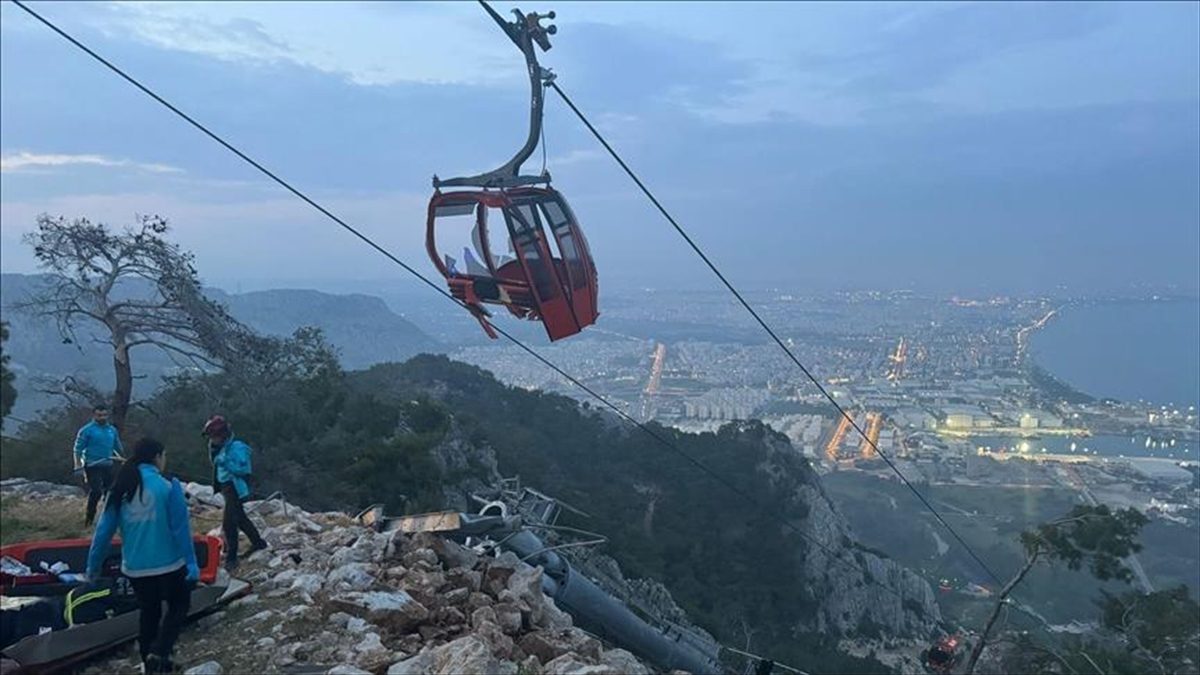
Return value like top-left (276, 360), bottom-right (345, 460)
top-left (1, 479), bottom-right (657, 675)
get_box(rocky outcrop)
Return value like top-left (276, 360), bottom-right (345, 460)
top-left (797, 481), bottom-right (940, 635)
top-left (0, 477), bottom-right (84, 500)
top-left (40, 486), bottom-right (658, 675)
top-left (748, 423), bottom-right (942, 637)
top-left (427, 419), bottom-right (503, 512)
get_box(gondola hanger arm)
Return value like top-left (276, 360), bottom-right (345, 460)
top-left (433, 2), bottom-right (558, 190)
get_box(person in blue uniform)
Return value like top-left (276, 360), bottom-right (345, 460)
top-left (201, 415), bottom-right (268, 571)
top-left (74, 404), bottom-right (125, 526)
top-left (86, 437), bottom-right (198, 674)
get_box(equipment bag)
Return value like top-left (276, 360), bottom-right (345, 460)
top-left (64, 576), bottom-right (138, 626)
top-left (1, 596), bottom-right (67, 649)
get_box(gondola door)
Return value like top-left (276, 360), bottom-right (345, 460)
top-left (535, 193), bottom-right (598, 329)
top-left (504, 202), bottom-right (581, 341)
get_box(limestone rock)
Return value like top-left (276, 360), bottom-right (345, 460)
top-left (475, 620), bottom-right (516, 660)
top-left (542, 653), bottom-right (616, 675)
top-left (388, 635), bottom-right (506, 675)
top-left (402, 547), bottom-right (439, 569)
top-left (518, 629), bottom-right (602, 665)
top-left (446, 568), bottom-right (482, 593)
top-left (327, 562), bottom-right (378, 591)
top-left (493, 602), bottom-right (523, 635)
top-left (332, 590), bottom-right (430, 633)
top-left (247, 609), bottom-right (275, 623)
top-left (289, 573), bottom-right (324, 597)
top-left (482, 552), bottom-right (521, 597)
top-left (355, 632), bottom-right (384, 653)
top-left (433, 605), bottom-right (466, 626)
top-left (444, 586), bottom-right (470, 605)
top-left (228, 593), bottom-right (258, 609)
top-left (182, 662), bottom-right (223, 675)
top-left (599, 649), bottom-right (649, 675)
top-left (402, 567), bottom-right (447, 603)
top-left (520, 655), bottom-right (543, 675)
top-left (466, 591), bottom-right (494, 612)
top-left (471, 606), bottom-right (498, 630)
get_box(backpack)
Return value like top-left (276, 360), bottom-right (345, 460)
top-left (64, 576), bottom-right (138, 626)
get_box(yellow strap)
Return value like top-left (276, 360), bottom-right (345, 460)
top-left (64, 588), bottom-right (112, 626)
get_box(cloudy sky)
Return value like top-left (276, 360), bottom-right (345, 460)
top-left (1, 1), bottom-right (1197, 295)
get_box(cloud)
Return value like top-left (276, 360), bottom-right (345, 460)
top-left (88, 1), bottom-right (518, 87)
top-left (95, 3), bottom-right (296, 70)
top-left (0, 151), bottom-right (183, 174)
top-left (548, 149), bottom-right (604, 168)
top-left (0, 188), bottom-right (434, 283)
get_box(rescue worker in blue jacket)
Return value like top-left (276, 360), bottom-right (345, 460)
top-left (86, 437), bottom-right (198, 674)
top-left (201, 415), bottom-right (268, 571)
top-left (74, 404), bottom-right (125, 526)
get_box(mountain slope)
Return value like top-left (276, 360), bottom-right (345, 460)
top-left (0, 273), bottom-right (440, 418)
top-left (2, 345), bottom-right (940, 672)
top-left (351, 356), bottom-right (942, 669)
top-left (209, 288), bottom-right (439, 369)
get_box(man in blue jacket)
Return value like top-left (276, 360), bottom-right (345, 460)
top-left (74, 404), bottom-right (125, 526)
top-left (201, 415), bottom-right (268, 571)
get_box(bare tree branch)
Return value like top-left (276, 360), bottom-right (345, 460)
top-left (19, 213), bottom-right (338, 429)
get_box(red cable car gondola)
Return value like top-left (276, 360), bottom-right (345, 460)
top-left (923, 635), bottom-right (961, 674)
top-left (427, 5), bottom-right (598, 341)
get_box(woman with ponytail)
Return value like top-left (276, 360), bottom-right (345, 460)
top-left (86, 437), bottom-right (198, 674)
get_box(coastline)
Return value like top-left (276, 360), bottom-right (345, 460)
top-left (1027, 299), bottom-right (1200, 408)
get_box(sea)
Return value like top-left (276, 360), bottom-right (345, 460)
top-left (1022, 298), bottom-right (1200, 461)
top-left (972, 434), bottom-right (1196, 462)
top-left (1031, 299), bottom-right (1200, 409)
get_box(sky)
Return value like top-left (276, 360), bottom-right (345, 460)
top-left (1, 1), bottom-right (1197, 297)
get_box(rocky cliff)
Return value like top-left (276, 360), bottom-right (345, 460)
top-left (358, 356), bottom-right (943, 652)
top-left (752, 426), bottom-right (941, 638)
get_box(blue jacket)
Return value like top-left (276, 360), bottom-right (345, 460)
top-left (211, 437), bottom-right (253, 499)
top-left (74, 421), bottom-right (124, 466)
top-left (87, 464), bottom-right (199, 580)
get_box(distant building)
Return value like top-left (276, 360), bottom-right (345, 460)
top-left (946, 413), bottom-right (973, 429)
top-left (895, 408), bottom-right (937, 430)
top-left (942, 404), bottom-right (995, 429)
top-left (1126, 459), bottom-right (1194, 485)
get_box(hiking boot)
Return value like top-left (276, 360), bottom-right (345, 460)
top-left (246, 540), bottom-right (269, 558)
top-left (223, 558), bottom-right (240, 574)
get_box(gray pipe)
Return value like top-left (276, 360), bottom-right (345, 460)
top-left (501, 530), bottom-right (721, 674)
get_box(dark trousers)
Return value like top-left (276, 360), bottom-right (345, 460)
top-left (129, 567), bottom-right (190, 662)
top-left (219, 484), bottom-right (264, 563)
top-left (84, 464), bottom-right (114, 525)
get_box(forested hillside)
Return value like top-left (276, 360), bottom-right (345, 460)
top-left (4, 353), bottom-right (939, 673)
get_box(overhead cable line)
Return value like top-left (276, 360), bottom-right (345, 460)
top-left (547, 82), bottom-right (1005, 587)
top-left (9, 0), bottom-right (921, 607)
